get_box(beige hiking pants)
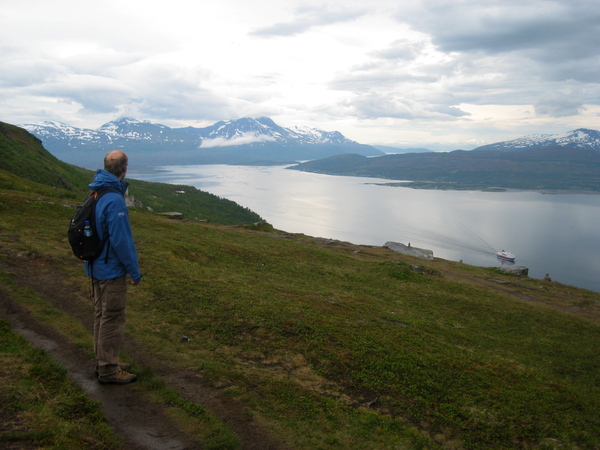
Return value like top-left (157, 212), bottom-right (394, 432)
top-left (93, 275), bottom-right (127, 376)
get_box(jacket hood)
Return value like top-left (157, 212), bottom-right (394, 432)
top-left (88, 169), bottom-right (129, 194)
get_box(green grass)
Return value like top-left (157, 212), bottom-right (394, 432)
top-left (0, 319), bottom-right (121, 448)
top-left (1, 185), bottom-right (599, 448)
top-left (134, 368), bottom-right (240, 449)
top-left (127, 177), bottom-right (263, 224)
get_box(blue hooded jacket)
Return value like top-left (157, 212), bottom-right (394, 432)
top-left (85, 169), bottom-right (142, 282)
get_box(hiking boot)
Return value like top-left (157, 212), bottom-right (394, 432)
top-left (98, 369), bottom-right (137, 385)
top-left (95, 363), bottom-right (131, 377)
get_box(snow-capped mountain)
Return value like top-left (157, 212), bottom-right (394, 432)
top-left (23, 117), bottom-right (382, 168)
top-left (25, 118), bottom-right (202, 148)
top-left (473, 128), bottom-right (600, 152)
top-left (179, 117), bottom-right (360, 147)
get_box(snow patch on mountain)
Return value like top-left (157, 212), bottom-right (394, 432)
top-left (26, 121), bottom-right (88, 137)
top-left (474, 128), bottom-right (600, 151)
top-left (289, 126), bottom-right (345, 144)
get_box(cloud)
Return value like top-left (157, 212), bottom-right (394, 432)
top-left (324, 0), bottom-right (600, 124)
top-left (251, 4), bottom-right (368, 37)
top-left (117, 64), bottom-right (235, 121)
top-left (29, 75), bottom-right (133, 114)
top-left (330, 69), bottom-right (439, 93)
top-left (61, 49), bottom-right (147, 76)
top-left (2, 52), bottom-right (235, 122)
top-left (200, 133), bottom-right (276, 148)
top-left (327, 38), bottom-right (478, 120)
top-left (393, 1), bottom-right (600, 71)
top-left (0, 59), bottom-right (65, 88)
top-left (329, 37), bottom-right (452, 93)
top-left (1, 0), bottom-right (599, 145)
top-left (371, 38), bottom-right (429, 61)
top-left (535, 91), bottom-right (585, 117)
top-left (334, 93), bottom-right (470, 120)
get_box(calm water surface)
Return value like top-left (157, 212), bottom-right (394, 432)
top-left (130, 165), bottom-right (600, 293)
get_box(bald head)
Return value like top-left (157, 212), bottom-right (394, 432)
top-left (104, 150), bottom-right (128, 179)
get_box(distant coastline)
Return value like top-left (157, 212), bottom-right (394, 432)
top-left (288, 144), bottom-right (600, 193)
top-left (369, 181), bottom-right (600, 195)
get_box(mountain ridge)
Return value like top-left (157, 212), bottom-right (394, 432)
top-left (473, 128), bottom-right (600, 152)
top-left (23, 117), bottom-right (383, 168)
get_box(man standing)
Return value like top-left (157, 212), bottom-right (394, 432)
top-left (86, 150), bottom-right (142, 385)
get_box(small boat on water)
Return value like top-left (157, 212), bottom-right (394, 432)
top-left (496, 250), bottom-right (515, 262)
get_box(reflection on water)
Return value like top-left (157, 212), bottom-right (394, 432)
top-left (497, 257), bottom-right (515, 266)
top-left (130, 165), bottom-right (600, 293)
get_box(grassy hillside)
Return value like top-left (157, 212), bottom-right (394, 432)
top-left (0, 122), bottom-right (91, 196)
top-left (1, 122), bottom-right (599, 448)
top-left (0, 121), bottom-right (261, 224)
top-left (125, 177), bottom-right (261, 224)
top-left (1, 186), bottom-right (599, 448)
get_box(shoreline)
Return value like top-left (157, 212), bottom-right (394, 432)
top-left (369, 182), bottom-right (600, 195)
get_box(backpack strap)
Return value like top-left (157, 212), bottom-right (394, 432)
top-left (90, 188), bottom-right (119, 269)
top-left (85, 188), bottom-right (120, 288)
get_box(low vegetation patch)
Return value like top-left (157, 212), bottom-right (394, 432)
top-left (0, 319), bottom-right (120, 448)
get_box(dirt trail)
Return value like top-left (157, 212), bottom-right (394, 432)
top-left (0, 247), bottom-right (288, 450)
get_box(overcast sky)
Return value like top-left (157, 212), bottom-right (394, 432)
top-left (1, 0), bottom-right (599, 149)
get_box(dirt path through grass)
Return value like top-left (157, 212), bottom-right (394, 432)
top-left (0, 247), bottom-right (288, 449)
top-left (2, 240), bottom-right (597, 449)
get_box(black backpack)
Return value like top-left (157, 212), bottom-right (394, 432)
top-left (68, 189), bottom-right (115, 261)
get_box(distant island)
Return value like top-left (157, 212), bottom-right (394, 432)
top-left (289, 129), bottom-right (600, 192)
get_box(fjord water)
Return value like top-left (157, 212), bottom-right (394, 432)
top-left (130, 165), bottom-right (600, 293)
